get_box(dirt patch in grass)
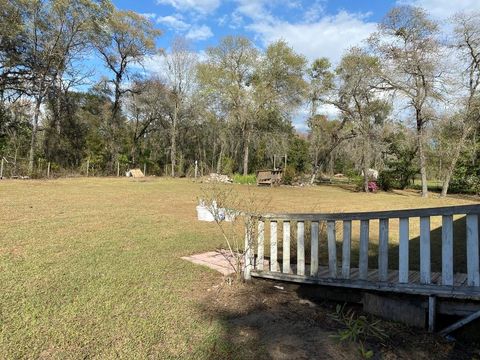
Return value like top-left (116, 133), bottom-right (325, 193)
top-left (199, 278), bottom-right (477, 359)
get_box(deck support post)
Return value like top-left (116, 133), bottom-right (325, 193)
top-left (428, 296), bottom-right (436, 332)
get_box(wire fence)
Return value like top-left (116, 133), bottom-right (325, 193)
top-left (0, 156), bottom-right (214, 180)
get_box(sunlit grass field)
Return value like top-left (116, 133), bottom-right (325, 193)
top-left (0, 178), bottom-right (476, 358)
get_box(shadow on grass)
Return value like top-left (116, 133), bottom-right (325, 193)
top-left (195, 280), bottom-right (474, 359)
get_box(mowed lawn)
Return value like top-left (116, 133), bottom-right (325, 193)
top-left (0, 178), bottom-right (476, 359)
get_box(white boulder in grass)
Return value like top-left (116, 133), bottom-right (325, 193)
top-left (196, 200), bottom-right (237, 222)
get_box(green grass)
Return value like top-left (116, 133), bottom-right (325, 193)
top-left (232, 173), bottom-right (256, 185)
top-left (0, 178), bottom-right (475, 358)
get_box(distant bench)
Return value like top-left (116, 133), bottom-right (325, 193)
top-left (256, 169), bottom-right (283, 186)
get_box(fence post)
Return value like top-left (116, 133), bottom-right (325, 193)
top-left (194, 160), bottom-right (198, 179)
top-left (86, 158), bottom-right (89, 177)
top-left (0, 157), bottom-right (4, 179)
top-left (144, 163), bottom-right (146, 176)
top-left (47, 162), bottom-right (50, 178)
top-left (117, 161), bottom-right (120, 177)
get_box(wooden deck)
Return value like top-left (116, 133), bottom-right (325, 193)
top-left (243, 204), bottom-right (480, 300)
top-left (253, 263), bottom-right (470, 287)
top-left (251, 264), bottom-right (478, 299)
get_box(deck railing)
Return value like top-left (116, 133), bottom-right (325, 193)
top-left (244, 204), bottom-right (480, 295)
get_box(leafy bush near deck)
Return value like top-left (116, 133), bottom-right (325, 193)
top-left (232, 173), bottom-right (256, 185)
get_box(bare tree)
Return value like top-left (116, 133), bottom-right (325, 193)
top-left (93, 8), bottom-right (160, 172)
top-left (8, 0), bottom-right (107, 175)
top-left (369, 6), bottom-right (442, 197)
top-left (163, 38), bottom-right (197, 177)
top-left (440, 12), bottom-right (480, 196)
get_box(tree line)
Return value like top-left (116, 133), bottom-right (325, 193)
top-left (1, 1), bottom-right (480, 197)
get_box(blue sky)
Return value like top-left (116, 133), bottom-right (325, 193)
top-left (107, 0), bottom-right (480, 130)
top-left (113, 0), bottom-right (480, 63)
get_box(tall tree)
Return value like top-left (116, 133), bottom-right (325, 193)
top-left (369, 6), bottom-right (442, 197)
top-left (197, 36), bottom-right (258, 175)
top-left (93, 8), bottom-right (160, 171)
top-left (124, 79), bottom-right (165, 166)
top-left (316, 48), bottom-right (390, 191)
top-left (163, 38), bottom-right (197, 176)
top-left (8, 0), bottom-right (108, 175)
top-left (440, 12), bottom-right (480, 196)
top-left (197, 38), bottom-right (305, 175)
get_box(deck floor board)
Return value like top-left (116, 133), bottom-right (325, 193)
top-left (255, 259), bottom-right (479, 298)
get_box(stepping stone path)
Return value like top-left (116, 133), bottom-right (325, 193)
top-left (181, 250), bottom-right (240, 276)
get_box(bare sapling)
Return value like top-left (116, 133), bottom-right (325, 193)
top-left (199, 182), bottom-right (270, 281)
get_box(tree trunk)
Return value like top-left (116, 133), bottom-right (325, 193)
top-left (309, 151), bottom-right (319, 185)
top-left (171, 101), bottom-right (178, 177)
top-left (28, 97), bottom-right (42, 176)
top-left (441, 125), bottom-right (470, 197)
top-left (363, 166), bottom-right (369, 193)
top-left (242, 130), bottom-right (250, 176)
top-left (216, 143), bottom-right (223, 174)
top-left (130, 142), bottom-right (136, 167)
top-left (418, 129), bottom-right (428, 198)
top-left (362, 145), bottom-right (369, 193)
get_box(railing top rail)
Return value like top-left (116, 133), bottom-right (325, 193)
top-left (251, 204), bottom-right (480, 222)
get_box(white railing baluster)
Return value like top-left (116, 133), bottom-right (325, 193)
top-left (399, 217), bottom-right (409, 284)
top-left (311, 221), bottom-right (319, 276)
top-left (342, 220), bottom-right (352, 279)
top-left (327, 220), bottom-right (337, 278)
top-left (270, 221), bottom-right (278, 272)
top-left (379, 218), bottom-right (389, 282)
top-left (257, 220), bottom-right (265, 271)
top-left (359, 220), bottom-right (369, 280)
top-left (466, 214), bottom-right (480, 286)
top-left (283, 221), bottom-right (291, 274)
top-left (420, 216), bottom-right (431, 284)
top-left (297, 221), bottom-right (305, 275)
top-left (441, 215), bottom-right (453, 286)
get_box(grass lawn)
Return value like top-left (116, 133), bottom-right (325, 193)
top-left (0, 178), bottom-right (477, 359)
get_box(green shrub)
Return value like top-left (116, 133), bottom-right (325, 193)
top-left (282, 165), bottom-right (296, 185)
top-left (232, 173), bottom-right (256, 185)
top-left (350, 175), bottom-right (364, 191)
top-left (377, 171), bottom-right (394, 191)
top-left (221, 156), bottom-right (235, 175)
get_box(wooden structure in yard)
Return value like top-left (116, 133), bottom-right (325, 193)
top-left (126, 168), bottom-right (144, 178)
top-left (256, 169), bottom-right (283, 186)
top-left (243, 204), bottom-right (480, 335)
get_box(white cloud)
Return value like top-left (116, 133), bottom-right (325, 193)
top-left (156, 0), bottom-right (220, 14)
top-left (248, 11), bottom-right (377, 63)
top-left (140, 54), bottom-right (167, 75)
top-left (141, 13), bottom-right (158, 20)
top-left (303, 0), bottom-right (326, 23)
top-left (185, 25), bottom-right (213, 41)
top-left (235, 0), bottom-right (276, 23)
top-left (156, 14), bottom-right (191, 31)
top-left (398, 0), bottom-right (480, 19)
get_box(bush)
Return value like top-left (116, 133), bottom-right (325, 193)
top-left (221, 156), bottom-right (235, 175)
top-left (232, 173), bottom-right (256, 185)
top-left (352, 176), bottom-right (365, 192)
top-left (377, 171), bottom-right (394, 191)
top-left (449, 175), bottom-right (480, 194)
top-left (368, 181), bottom-right (378, 193)
top-left (282, 165), bottom-right (296, 185)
